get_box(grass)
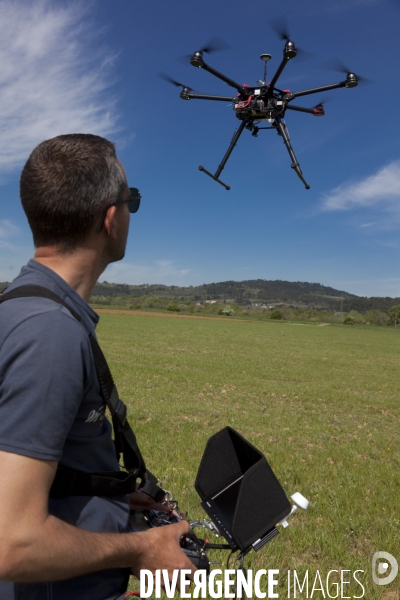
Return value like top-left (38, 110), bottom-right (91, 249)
top-left (96, 313), bottom-right (400, 599)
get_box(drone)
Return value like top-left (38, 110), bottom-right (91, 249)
top-left (160, 28), bottom-right (362, 191)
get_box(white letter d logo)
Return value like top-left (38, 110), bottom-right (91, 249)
top-left (372, 551), bottom-right (398, 586)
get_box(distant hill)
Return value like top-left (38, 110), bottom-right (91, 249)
top-left (2, 278), bottom-right (398, 312)
top-left (91, 279), bottom-right (400, 313)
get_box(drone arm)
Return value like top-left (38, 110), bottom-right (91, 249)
top-left (286, 80), bottom-right (347, 100)
top-left (286, 104), bottom-right (322, 116)
top-left (275, 118), bottom-right (310, 190)
top-left (269, 57), bottom-right (292, 91)
top-left (198, 120), bottom-right (247, 190)
top-left (184, 92), bottom-right (238, 102)
top-left (199, 61), bottom-right (244, 94)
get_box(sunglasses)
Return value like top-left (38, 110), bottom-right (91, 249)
top-left (96, 187), bottom-right (141, 233)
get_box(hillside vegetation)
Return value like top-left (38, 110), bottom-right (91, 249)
top-left (2, 278), bottom-right (399, 319)
top-left (90, 279), bottom-right (399, 314)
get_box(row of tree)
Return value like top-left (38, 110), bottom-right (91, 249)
top-left (89, 279), bottom-right (400, 313)
top-left (90, 294), bottom-right (400, 326)
top-left (3, 276), bottom-right (399, 316)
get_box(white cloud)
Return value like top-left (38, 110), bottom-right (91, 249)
top-left (101, 260), bottom-right (192, 285)
top-left (0, 219), bottom-right (20, 239)
top-left (320, 161), bottom-right (400, 225)
top-left (0, 0), bottom-right (119, 176)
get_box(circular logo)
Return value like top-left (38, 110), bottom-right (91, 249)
top-left (372, 552), bottom-right (398, 586)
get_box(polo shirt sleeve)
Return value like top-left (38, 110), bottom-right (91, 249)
top-left (0, 308), bottom-right (90, 461)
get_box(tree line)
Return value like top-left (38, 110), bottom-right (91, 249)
top-left (2, 278), bottom-right (399, 318)
top-left (90, 294), bottom-right (400, 326)
top-left (89, 279), bottom-right (399, 313)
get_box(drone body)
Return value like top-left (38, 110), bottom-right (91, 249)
top-left (161, 37), bottom-right (360, 190)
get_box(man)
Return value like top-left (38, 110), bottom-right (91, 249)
top-left (0, 134), bottom-right (194, 599)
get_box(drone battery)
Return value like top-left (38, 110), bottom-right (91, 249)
top-left (195, 427), bottom-right (291, 551)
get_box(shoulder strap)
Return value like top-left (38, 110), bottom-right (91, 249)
top-left (0, 285), bottom-right (82, 322)
top-left (0, 285), bottom-right (165, 502)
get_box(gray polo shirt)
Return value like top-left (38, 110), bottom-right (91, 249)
top-left (0, 260), bottom-right (130, 600)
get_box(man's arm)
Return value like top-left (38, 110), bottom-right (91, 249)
top-left (0, 450), bottom-right (194, 582)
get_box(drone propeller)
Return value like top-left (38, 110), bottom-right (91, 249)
top-left (177, 36), bottom-right (231, 65)
top-left (313, 96), bottom-right (332, 108)
top-left (157, 71), bottom-right (192, 90)
top-left (320, 59), bottom-right (372, 85)
top-left (197, 36), bottom-right (232, 55)
top-left (311, 97), bottom-right (332, 116)
top-left (269, 15), bottom-right (314, 61)
top-left (269, 15), bottom-right (292, 42)
top-left (289, 96), bottom-right (331, 117)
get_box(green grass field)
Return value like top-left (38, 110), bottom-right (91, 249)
top-left (96, 313), bottom-right (400, 599)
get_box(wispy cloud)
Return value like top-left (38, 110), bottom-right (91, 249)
top-left (320, 161), bottom-right (400, 226)
top-left (101, 260), bottom-right (192, 285)
top-left (377, 240), bottom-right (399, 249)
top-left (0, 219), bottom-right (20, 240)
top-left (0, 0), bottom-right (119, 176)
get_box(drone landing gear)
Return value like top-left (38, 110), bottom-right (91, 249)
top-left (198, 165), bottom-right (230, 191)
top-left (276, 118), bottom-right (310, 190)
top-left (198, 120), bottom-right (247, 190)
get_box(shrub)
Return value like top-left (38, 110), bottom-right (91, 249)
top-left (231, 303), bottom-right (243, 315)
top-left (167, 301), bottom-right (180, 312)
top-left (281, 307), bottom-right (293, 320)
top-left (129, 297), bottom-right (142, 309)
top-left (347, 310), bottom-right (363, 324)
top-left (220, 305), bottom-right (234, 316)
top-left (364, 309), bottom-right (388, 325)
top-left (388, 304), bottom-right (400, 326)
top-left (343, 315), bottom-right (356, 325)
top-left (270, 309), bottom-right (283, 320)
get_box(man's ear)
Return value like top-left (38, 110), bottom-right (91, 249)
top-left (102, 205), bottom-right (118, 240)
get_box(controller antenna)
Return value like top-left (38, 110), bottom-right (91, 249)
top-left (278, 492), bottom-right (309, 528)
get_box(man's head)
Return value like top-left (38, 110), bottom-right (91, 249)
top-left (20, 134), bottom-right (128, 252)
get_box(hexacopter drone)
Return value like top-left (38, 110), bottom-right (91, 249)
top-left (160, 28), bottom-right (361, 191)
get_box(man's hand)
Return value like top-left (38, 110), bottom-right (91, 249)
top-left (129, 519), bottom-right (196, 583)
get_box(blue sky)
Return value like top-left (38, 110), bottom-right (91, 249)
top-left (0, 0), bottom-right (399, 297)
